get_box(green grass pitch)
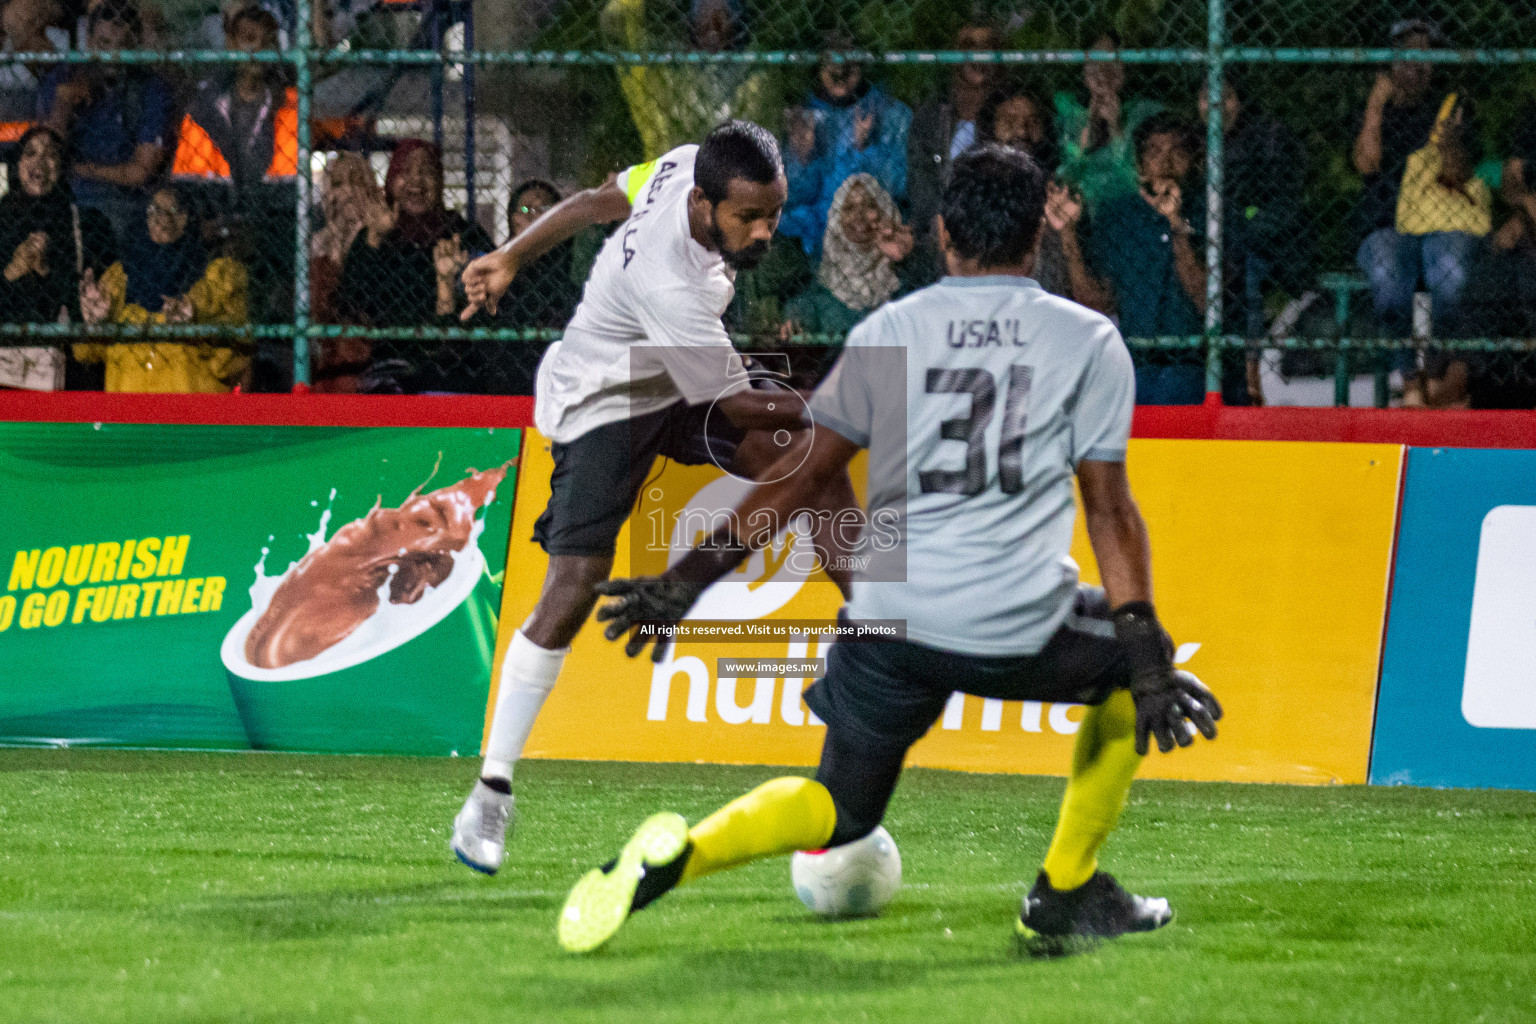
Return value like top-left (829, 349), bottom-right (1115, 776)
top-left (0, 749), bottom-right (1533, 1023)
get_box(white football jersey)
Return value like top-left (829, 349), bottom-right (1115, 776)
top-left (807, 275), bottom-right (1135, 656)
top-left (534, 144), bottom-right (749, 443)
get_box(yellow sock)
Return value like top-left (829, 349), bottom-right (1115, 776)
top-left (1041, 690), bottom-right (1143, 891)
top-left (679, 776), bottom-right (837, 884)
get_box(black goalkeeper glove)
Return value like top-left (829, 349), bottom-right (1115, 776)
top-left (593, 576), bottom-right (708, 662)
top-left (1112, 601), bottom-right (1223, 755)
top-left (595, 533), bottom-right (752, 662)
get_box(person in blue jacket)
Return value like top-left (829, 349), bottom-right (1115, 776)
top-left (780, 30), bottom-right (911, 256)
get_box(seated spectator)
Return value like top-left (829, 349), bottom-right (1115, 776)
top-left (971, 83), bottom-right (1114, 314)
top-left (0, 0), bottom-right (69, 124)
top-left (781, 174), bottom-right (916, 337)
top-left (1390, 95), bottom-right (1489, 330)
top-left (1054, 29), bottom-right (1163, 216)
top-left (490, 179), bottom-right (581, 330)
top-left (780, 33), bottom-right (911, 255)
top-left (725, 230), bottom-right (812, 338)
top-left (337, 139), bottom-right (491, 328)
top-left (1467, 122), bottom-right (1536, 408)
top-left (192, 0), bottom-right (305, 49)
top-left (308, 152), bottom-right (370, 391)
top-left (977, 83), bottom-right (1057, 172)
top-left (908, 17), bottom-right (1000, 249)
top-left (1034, 179), bottom-right (1112, 316)
top-left (171, 5), bottom-right (296, 203)
top-left (74, 184), bottom-right (251, 393)
top-left (1089, 113), bottom-right (1207, 405)
top-left (174, 3), bottom-right (298, 329)
top-left (38, 0), bottom-right (173, 243)
top-left (0, 126), bottom-right (114, 324)
top-left (310, 152), bottom-right (369, 325)
top-left (1487, 109), bottom-right (1536, 340)
top-left (1390, 95), bottom-right (1491, 408)
top-left (337, 140), bottom-right (491, 393)
top-left (1352, 20), bottom-right (1448, 338)
top-left (1200, 73), bottom-right (1308, 342)
top-left (600, 0), bottom-right (773, 160)
top-left (450, 179), bottom-right (584, 395)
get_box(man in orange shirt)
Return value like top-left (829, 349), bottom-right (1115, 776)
top-left (173, 3), bottom-right (297, 342)
top-left (174, 5), bottom-right (297, 196)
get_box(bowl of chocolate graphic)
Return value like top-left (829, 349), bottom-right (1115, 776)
top-left (221, 465), bottom-right (509, 755)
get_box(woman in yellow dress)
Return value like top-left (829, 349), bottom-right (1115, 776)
top-left (74, 185), bottom-right (249, 393)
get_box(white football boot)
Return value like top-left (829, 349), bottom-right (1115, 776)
top-left (451, 780), bottom-right (513, 875)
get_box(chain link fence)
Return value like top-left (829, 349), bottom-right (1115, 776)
top-left (1, 0), bottom-right (1534, 406)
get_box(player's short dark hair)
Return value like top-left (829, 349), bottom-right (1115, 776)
top-left (939, 143), bottom-right (1047, 269)
top-left (695, 121), bottom-right (783, 204)
top-left (87, 0), bottom-right (143, 41)
top-left (1133, 111), bottom-right (1200, 165)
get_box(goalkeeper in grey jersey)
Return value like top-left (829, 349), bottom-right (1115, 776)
top-left (556, 144), bottom-right (1222, 955)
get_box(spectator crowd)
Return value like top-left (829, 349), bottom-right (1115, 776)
top-left (1, 2), bottom-right (1535, 407)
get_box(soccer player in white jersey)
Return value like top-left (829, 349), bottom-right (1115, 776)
top-left (448, 122), bottom-right (855, 875)
top-left (556, 144), bottom-right (1223, 954)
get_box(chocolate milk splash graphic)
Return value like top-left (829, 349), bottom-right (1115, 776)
top-left (245, 463), bottom-right (512, 670)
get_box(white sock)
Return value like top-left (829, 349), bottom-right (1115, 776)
top-left (481, 629), bottom-right (567, 783)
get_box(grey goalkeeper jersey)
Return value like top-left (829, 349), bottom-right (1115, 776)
top-left (807, 275), bottom-right (1135, 656)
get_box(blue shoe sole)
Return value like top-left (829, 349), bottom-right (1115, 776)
top-left (454, 845), bottom-right (498, 876)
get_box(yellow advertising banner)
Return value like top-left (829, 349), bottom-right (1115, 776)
top-left (491, 433), bottom-right (1402, 785)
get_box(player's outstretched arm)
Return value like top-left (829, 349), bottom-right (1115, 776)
top-left (460, 178), bottom-right (632, 319)
top-left (714, 388), bottom-right (819, 433)
top-left (1078, 459), bottom-right (1222, 755)
top-left (597, 428), bottom-right (862, 661)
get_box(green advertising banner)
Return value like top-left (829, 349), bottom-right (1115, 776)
top-left (0, 423), bottom-right (521, 755)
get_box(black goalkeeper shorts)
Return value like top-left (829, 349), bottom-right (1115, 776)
top-left (803, 586), bottom-right (1132, 756)
top-left (532, 401), bottom-right (745, 558)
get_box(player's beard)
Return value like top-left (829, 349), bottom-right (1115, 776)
top-left (708, 216), bottom-right (770, 272)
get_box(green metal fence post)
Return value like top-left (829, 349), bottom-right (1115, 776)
top-left (1334, 343), bottom-right (1350, 406)
top-left (1204, 0), bottom-right (1224, 401)
top-left (292, 0), bottom-right (313, 389)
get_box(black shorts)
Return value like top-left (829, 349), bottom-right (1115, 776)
top-left (804, 586), bottom-right (1130, 754)
top-left (532, 401), bottom-right (745, 557)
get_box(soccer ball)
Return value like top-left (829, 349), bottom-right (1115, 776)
top-left (790, 826), bottom-right (902, 918)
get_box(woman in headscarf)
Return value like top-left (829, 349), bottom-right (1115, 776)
top-left (492, 179), bottom-right (581, 330)
top-left (0, 125), bottom-right (113, 325)
top-left (74, 183), bottom-right (251, 392)
top-left (310, 152), bottom-right (371, 324)
top-left (308, 152), bottom-right (372, 391)
top-left (782, 173), bottom-right (918, 336)
top-left (337, 139), bottom-right (491, 328)
top-left (337, 139), bottom-right (492, 392)
top-left (450, 178), bottom-right (582, 394)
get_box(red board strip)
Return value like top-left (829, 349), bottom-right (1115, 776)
top-left (0, 391), bottom-right (534, 429)
top-left (1133, 401), bottom-right (1536, 449)
top-left (2, 391), bottom-right (1534, 448)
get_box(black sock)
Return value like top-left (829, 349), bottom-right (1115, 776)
top-left (631, 842), bottom-right (692, 912)
top-left (480, 776), bottom-right (511, 794)
top-left (816, 728), bottom-right (906, 848)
